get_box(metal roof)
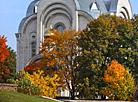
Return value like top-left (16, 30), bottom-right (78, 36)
top-left (25, 0), bottom-right (111, 18)
top-left (18, 17), bottom-right (26, 33)
top-left (26, 0), bottom-right (40, 17)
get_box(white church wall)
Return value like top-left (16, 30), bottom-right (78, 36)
top-left (18, 15), bottom-right (37, 70)
top-left (24, 19), bottom-right (37, 67)
top-left (19, 41), bottom-right (25, 71)
top-left (78, 10), bottom-right (92, 30)
top-left (78, 15), bottom-right (89, 30)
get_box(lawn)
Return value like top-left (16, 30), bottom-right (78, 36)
top-left (0, 90), bottom-right (57, 102)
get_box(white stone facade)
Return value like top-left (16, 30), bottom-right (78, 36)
top-left (15, 0), bottom-right (132, 95)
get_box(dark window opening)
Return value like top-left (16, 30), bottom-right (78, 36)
top-left (32, 42), bottom-right (36, 57)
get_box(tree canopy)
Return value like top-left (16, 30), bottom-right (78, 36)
top-left (25, 14), bottom-right (138, 100)
top-left (0, 35), bottom-right (16, 82)
top-left (100, 60), bottom-right (136, 100)
top-left (34, 29), bottom-right (81, 99)
top-left (0, 35), bottom-right (10, 82)
top-left (77, 14), bottom-right (138, 99)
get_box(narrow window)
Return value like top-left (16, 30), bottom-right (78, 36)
top-left (33, 6), bottom-right (38, 13)
top-left (32, 42), bottom-right (36, 57)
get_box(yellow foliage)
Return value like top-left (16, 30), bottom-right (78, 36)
top-left (36, 29), bottom-right (82, 98)
top-left (25, 70), bottom-right (61, 98)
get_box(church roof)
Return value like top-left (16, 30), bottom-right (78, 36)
top-left (18, 0), bottom-right (120, 33)
top-left (103, 0), bottom-right (111, 11)
top-left (26, 0), bottom-right (40, 17)
top-left (109, 0), bottom-right (118, 12)
top-left (25, 0), bottom-right (115, 19)
top-left (76, 0), bottom-right (108, 19)
top-left (18, 17), bottom-right (26, 33)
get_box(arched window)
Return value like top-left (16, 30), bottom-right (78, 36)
top-left (54, 22), bottom-right (66, 33)
top-left (56, 25), bottom-right (64, 33)
top-left (32, 42), bottom-right (36, 57)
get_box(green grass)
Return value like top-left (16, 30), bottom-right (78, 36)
top-left (0, 90), bottom-right (57, 102)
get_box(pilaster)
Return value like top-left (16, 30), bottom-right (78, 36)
top-left (15, 33), bottom-right (20, 72)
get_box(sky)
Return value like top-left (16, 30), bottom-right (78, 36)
top-left (0, 0), bottom-right (138, 52)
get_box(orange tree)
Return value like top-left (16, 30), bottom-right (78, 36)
top-left (0, 35), bottom-right (10, 82)
top-left (77, 14), bottom-right (138, 99)
top-left (33, 29), bottom-right (81, 99)
top-left (100, 60), bottom-right (136, 100)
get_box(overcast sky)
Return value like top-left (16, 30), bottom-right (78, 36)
top-left (0, 0), bottom-right (138, 52)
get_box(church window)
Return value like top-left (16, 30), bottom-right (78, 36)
top-left (56, 25), bottom-right (64, 33)
top-left (32, 42), bottom-right (36, 57)
top-left (90, 2), bottom-right (99, 10)
top-left (54, 22), bottom-right (66, 33)
top-left (33, 6), bottom-right (38, 13)
top-left (32, 34), bottom-right (35, 39)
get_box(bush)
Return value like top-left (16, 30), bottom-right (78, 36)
top-left (7, 70), bottom-right (42, 95)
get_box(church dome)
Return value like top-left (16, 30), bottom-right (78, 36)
top-left (44, 19), bottom-right (54, 38)
top-left (44, 29), bottom-right (54, 38)
top-left (26, 0), bottom-right (40, 17)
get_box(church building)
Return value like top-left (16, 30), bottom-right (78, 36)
top-left (15, 0), bottom-right (132, 73)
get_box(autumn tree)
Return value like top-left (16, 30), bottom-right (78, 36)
top-left (100, 60), bottom-right (136, 100)
top-left (24, 62), bottom-right (37, 74)
top-left (0, 35), bottom-right (10, 82)
top-left (26, 70), bottom-right (61, 98)
top-left (34, 29), bottom-right (81, 99)
top-left (77, 14), bottom-right (138, 99)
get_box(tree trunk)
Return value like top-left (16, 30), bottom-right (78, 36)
top-left (71, 85), bottom-right (75, 99)
top-left (101, 94), bottom-right (106, 100)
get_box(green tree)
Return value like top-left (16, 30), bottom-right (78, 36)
top-left (77, 14), bottom-right (138, 99)
top-left (2, 46), bottom-right (16, 82)
top-left (131, 14), bottom-right (138, 99)
top-left (6, 46), bottom-right (16, 79)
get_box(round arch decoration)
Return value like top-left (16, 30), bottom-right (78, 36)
top-left (45, 12), bottom-right (72, 28)
top-left (40, 2), bottom-right (73, 22)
